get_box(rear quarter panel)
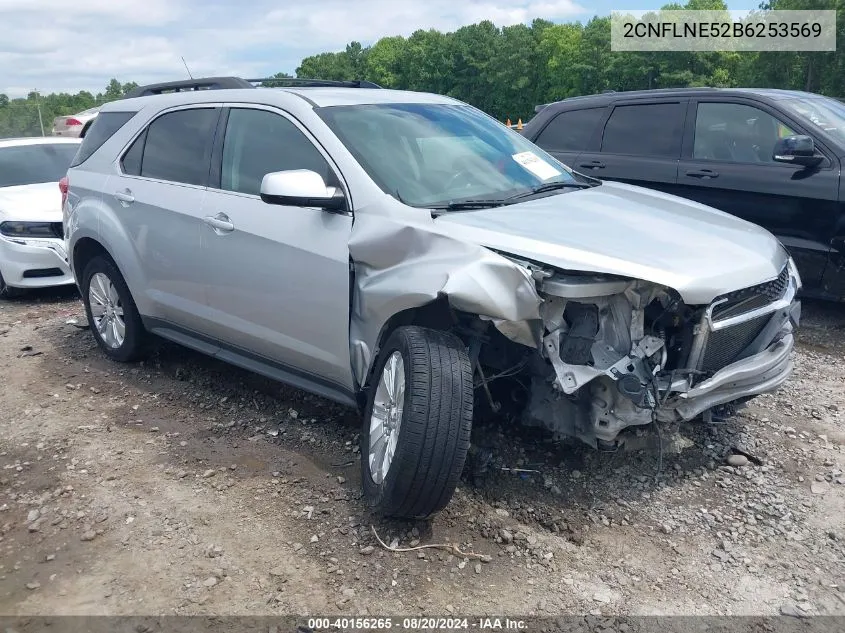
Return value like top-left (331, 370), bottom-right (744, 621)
top-left (66, 107), bottom-right (157, 315)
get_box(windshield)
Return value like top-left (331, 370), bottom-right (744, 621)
top-left (0, 143), bottom-right (79, 188)
top-left (780, 96), bottom-right (845, 143)
top-left (318, 103), bottom-right (583, 207)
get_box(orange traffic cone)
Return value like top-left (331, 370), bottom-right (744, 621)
top-left (516, 118), bottom-right (523, 131)
top-left (505, 118), bottom-right (511, 127)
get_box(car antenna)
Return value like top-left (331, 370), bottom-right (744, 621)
top-left (181, 56), bottom-right (194, 79)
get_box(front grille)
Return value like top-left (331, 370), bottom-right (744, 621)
top-left (49, 222), bottom-right (64, 239)
top-left (700, 313), bottom-right (770, 373)
top-left (711, 265), bottom-right (789, 320)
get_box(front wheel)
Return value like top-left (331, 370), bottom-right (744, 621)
top-left (361, 326), bottom-right (473, 519)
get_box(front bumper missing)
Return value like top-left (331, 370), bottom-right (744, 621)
top-left (671, 331), bottom-right (794, 420)
top-left (668, 273), bottom-right (801, 421)
top-left (530, 272), bottom-right (801, 447)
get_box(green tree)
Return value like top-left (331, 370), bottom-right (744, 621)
top-left (5, 7), bottom-right (845, 139)
top-left (103, 79), bottom-right (124, 100)
top-left (365, 36), bottom-right (405, 87)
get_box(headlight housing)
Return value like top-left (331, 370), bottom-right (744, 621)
top-left (0, 221), bottom-right (60, 239)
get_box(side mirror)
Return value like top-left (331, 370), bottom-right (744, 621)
top-left (772, 135), bottom-right (822, 168)
top-left (259, 170), bottom-right (347, 212)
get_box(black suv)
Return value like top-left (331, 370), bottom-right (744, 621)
top-left (523, 88), bottom-right (845, 301)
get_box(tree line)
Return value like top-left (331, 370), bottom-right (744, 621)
top-left (2, 0), bottom-right (843, 138)
top-left (0, 79), bottom-right (138, 138)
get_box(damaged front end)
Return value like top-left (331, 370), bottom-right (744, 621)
top-left (348, 213), bottom-right (801, 452)
top-left (484, 257), bottom-right (801, 450)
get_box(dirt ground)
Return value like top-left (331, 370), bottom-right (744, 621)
top-left (0, 288), bottom-right (843, 618)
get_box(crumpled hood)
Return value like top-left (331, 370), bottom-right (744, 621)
top-left (433, 181), bottom-right (788, 305)
top-left (0, 182), bottom-right (63, 222)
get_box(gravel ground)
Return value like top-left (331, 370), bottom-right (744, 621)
top-left (0, 288), bottom-right (843, 617)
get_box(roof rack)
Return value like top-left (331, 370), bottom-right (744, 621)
top-left (248, 77), bottom-right (382, 89)
top-left (122, 76), bottom-right (381, 99)
top-left (122, 77), bottom-right (254, 98)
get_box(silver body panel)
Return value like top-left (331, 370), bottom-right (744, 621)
top-left (65, 86), bottom-right (799, 440)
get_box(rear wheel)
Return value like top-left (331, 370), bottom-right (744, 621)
top-left (81, 256), bottom-right (147, 362)
top-left (361, 326), bottom-right (473, 519)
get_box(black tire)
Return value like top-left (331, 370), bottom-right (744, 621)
top-left (0, 271), bottom-right (25, 299)
top-left (81, 255), bottom-right (147, 362)
top-left (361, 326), bottom-right (473, 519)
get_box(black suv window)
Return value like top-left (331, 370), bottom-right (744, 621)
top-left (694, 102), bottom-right (797, 164)
top-left (220, 108), bottom-right (331, 196)
top-left (69, 112), bottom-right (135, 167)
top-left (139, 108), bottom-right (218, 186)
top-left (601, 103), bottom-right (685, 158)
top-left (535, 108), bottom-right (605, 152)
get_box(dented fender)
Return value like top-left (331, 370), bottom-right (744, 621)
top-left (348, 212), bottom-right (542, 387)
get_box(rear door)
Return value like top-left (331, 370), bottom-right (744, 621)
top-left (576, 99), bottom-right (688, 193)
top-left (530, 106), bottom-right (608, 170)
top-left (676, 99), bottom-right (840, 291)
top-left (109, 105), bottom-right (220, 326)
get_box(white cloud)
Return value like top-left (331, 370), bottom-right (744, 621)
top-left (0, 0), bottom-right (586, 97)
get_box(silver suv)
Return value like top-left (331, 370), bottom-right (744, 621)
top-left (64, 77), bottom-right (801, 519)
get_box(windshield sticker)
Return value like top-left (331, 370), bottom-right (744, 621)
top-left (512, 151), bottom-right (561, 180)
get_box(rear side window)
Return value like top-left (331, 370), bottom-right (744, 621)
top-left (69, 112), bottom-right (135, 167)
top-left (535, 108), bottom-right (606, 152)
top-left (139, 108), bottom-right (217, 186)
top-left (121, 130), bottom-right (146, 176)
top-left (601, 103), bottom-right (685, 158)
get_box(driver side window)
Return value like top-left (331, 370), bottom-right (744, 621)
top-left (220, 108), bottom-right (332, 196)
top-left (694, 102), bottom-right (796, 164)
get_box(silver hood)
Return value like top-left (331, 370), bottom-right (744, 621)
top-left (433, 180), bottom-right (788, 305)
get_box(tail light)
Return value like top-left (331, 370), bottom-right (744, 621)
top-left (65, 118), bottom-right (82, 126)
top-left (59, 176), bottom-right (69, 208)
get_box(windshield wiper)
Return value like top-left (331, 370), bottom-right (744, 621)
top-left (505, 180), bottom-right (596, 202)
top-left (429, 199), bottom-right (507, 215)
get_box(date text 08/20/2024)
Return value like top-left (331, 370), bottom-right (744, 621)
top-left (305, 617), bottom-right (527, 630)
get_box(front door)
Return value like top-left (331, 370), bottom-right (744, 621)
top-left (677, 100), bottom-right (840, 291)
top-left (201, 105), bottom-right (355, 396)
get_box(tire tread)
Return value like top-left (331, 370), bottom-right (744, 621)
top-left (362, 326), bottom-right (473, 520)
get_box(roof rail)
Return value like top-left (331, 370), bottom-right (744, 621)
top-left (122, 76), bottom-right (382, 99)
top-left (122, 77), bottom-right (256, 99)
top-left (249, 77), bottom-right (382, 89)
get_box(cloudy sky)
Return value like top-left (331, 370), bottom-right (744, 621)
top-left (0, 0), bottom-right (758, 97)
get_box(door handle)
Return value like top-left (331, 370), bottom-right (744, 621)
top-left (685, 169), bottom-right (719, 179)
top-left (203, 213), bottom-right (234, 233)
top-left (579, 160), bottom-right (605, 169)
top-left (113, 190), bottom-right (135, 205)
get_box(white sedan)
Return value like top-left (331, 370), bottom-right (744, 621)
top-left (0, 137), bottom-right (81, 298)
top-left (51, 106), bottom-right (101, 137)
